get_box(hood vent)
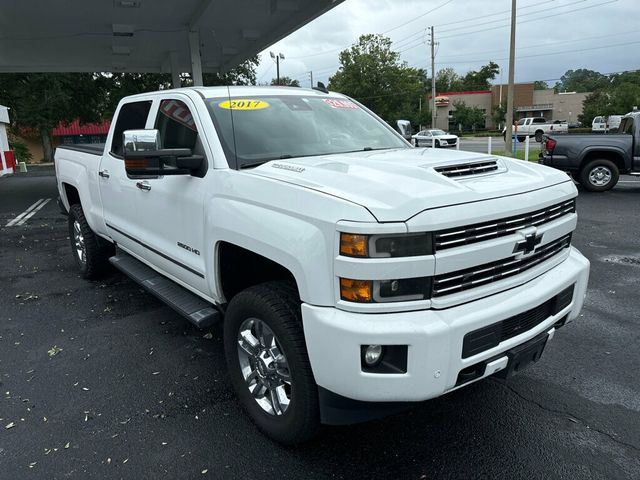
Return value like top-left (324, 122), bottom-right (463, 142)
top-left (434, 160), bottom-right (499, 178)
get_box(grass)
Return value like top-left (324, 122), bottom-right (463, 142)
top-left (490, 149), bottom-right (541, 162)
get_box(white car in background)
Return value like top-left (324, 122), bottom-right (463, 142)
top-left (412, 129), bottom-right (458, 148)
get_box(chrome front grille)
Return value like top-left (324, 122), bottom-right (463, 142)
top-left (434, 199), bottom-right (575, 251)
top-left (434, 160), bottom-right (498, 178)
top-left (433, 234), bottom-right (572, 297)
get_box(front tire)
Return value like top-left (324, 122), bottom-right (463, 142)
top-left (579, 159), bottom-right (619, 192)
top-left (68, 204), bottom-right (114, 279)
top-left (435, 139), bottom-right (441, 148)
top-left (224, 281), bottom-right (320, 444)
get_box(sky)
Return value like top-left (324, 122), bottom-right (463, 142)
top-left (254, 0), bottom-right (637, 89)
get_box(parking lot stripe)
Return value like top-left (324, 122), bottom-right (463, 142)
top-left (14, 198), bottom-right (52, 226)
top-left (4, 198), bottom-right (49, 227)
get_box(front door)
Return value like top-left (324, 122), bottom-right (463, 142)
top-left (130, 97), bottom-right (209, 295)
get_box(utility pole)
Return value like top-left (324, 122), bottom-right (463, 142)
top-left (309, 71), bottom-right (313, 88)
top-left (504, 0), bottom-right (517, 155)
top-left (429, 26), bottom-right (437, 129)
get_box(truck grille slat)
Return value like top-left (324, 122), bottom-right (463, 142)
top-left (433, 234), bottom-right (572, 297)
top-left (434, 199), bottom-right (575, 250)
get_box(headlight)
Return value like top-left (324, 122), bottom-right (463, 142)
top-left (340, 277), bottom-right (432, 303)
top-left (340, 232), bottom-right (433, 258)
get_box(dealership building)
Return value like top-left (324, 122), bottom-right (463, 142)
top-left (431, 82), bottom-right (590, 131)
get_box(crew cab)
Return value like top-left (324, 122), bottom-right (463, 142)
top-left (503, 117), bottom-right (568, 143)
top-left (55, 86), bottom-right (589, 444)
top-left (540, 111), bottom-right (640, 191)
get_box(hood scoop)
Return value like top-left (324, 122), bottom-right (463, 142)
top-left (433, 159), bottom-right (501, 178)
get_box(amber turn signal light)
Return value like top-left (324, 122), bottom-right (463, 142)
top-left (340, 233), bottom-right (369, 257)
top-left (340, 278), bottom-right (373, 302)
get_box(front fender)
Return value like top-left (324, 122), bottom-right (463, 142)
top-left (206, 197), bottom-right (336, 306)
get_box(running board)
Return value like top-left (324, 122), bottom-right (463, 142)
top-left (629, 172), bottom-right (640, 176)
top-left (109, 252), bottom-right (221, 329)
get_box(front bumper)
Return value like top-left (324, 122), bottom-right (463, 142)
top-left (302, 246), bottom-right (589, 403)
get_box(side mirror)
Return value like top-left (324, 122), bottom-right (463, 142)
top-left (396, 120), bottom-right (412, 141)
top-left (123, 129), bottom-right (204, 176)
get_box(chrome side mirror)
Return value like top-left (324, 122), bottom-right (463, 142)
top-left (396, 120), bottom-right (412, 141)
top-left (123, 129), bottom-right (161, 154)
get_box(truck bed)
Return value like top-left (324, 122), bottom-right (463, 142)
top-left (56, 143), bottom-right (105, 156)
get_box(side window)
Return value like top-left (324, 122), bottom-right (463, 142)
top-left (533, 118), bottom-right (545, 124)
top-left (110, 101), bottom-right (153, 157)
top-left (155, 99), bottom-right (198, 150)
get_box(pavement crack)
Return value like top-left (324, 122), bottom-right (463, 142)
top-left (498, 381), bottom-right (640, 453)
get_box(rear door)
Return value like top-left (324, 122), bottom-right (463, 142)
top-left (98, 99), bottom-right (153, 258)
top-left (132, 96), bottom-right (210, 294)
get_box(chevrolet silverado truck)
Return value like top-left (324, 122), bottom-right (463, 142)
top-left (503, 117), bottom-right (568, 143)
top-left (55, 86), bottom-right (590, 444)
top-left (540, 111), bottom-right (640, 191)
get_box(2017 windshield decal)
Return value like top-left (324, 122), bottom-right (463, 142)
top-left (218, 99), bottom-right (270, 110)
top-left (323, 99), bottom-right (358, 109)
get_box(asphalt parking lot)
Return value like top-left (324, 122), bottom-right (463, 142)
top-left (1, 167), bottom-right (639, 479)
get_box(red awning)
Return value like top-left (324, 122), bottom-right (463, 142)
top-left (53, 119), bottom-right (110, 137)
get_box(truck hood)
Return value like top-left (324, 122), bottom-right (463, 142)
top-left (248, 148), bottom-right (572, 222)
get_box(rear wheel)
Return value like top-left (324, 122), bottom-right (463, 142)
top-left (579, 159), bottom-right (619, 192)
top-left (224, 281), bottom-right (320, 445)
top-left (535, 130), bottom-right (543, 142)
top-left (68, 204), bottom-right (114, 279)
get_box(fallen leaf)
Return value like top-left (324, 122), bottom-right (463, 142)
top-left (5, 422), bottom-right (15, 429)
top-left (47, 346), bottom-right (63, 357)
top-left (152, 372), bottom-right (160, 375)
top-left (203, 333), bottom-right (213, 340)
top-left (123, 458), bottom-right (129, 464)
top-left (202, 469), bottom-right (208, 474)
top-left (64, 442), bottom-right (70, 449)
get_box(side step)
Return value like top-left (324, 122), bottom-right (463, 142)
top-left (109, 252), bottom-right (221, 329)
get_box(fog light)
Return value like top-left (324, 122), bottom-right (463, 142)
top-left (363, 344), bottom-right (383, 366)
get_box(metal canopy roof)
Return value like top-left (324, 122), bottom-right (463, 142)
top-left (0, 0), bottom-right (342, 78)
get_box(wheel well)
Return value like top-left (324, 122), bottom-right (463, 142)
top-left (580, 151), bottom-right (625, 172)
top-left (218, 242), bottom-right (298, 303)
top-left (63, 183), bottom-right (80, 206)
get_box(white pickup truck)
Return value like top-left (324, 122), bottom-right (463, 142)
top-left (503, 117), bottom-right (568, 142)
top-left (55, 86), bottom-right (589, 444)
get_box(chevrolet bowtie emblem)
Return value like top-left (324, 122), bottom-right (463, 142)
top-left (513, 227), bottom-right (543, 255)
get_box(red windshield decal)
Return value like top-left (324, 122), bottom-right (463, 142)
top-left (323, 99), bottom-right (359, 109)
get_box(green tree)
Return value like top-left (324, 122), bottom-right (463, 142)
top-left (270, 76), bottom-right (300, 87)
top-left (554, 69), bottom-right (609, 93)
top-left (459, 61), bottom-right (499, 91)
top-left (0, 73), bottom-right (107, 162)
top-left (434, 67), bottom-right (461, 93)
top-left (534, 80), bottom-right (548, 90)
top-left (451, 100), bottom-right (485, 131)
top-left (203, 55), bottom-right (260, 86)
top-left (578, 71), bottom-right (640, 124)
top-left (328, 34), bottom-right (426, 124)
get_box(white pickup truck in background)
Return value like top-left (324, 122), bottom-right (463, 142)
top-left (503, 117), bottom-right (568, 142)
top-left (55, 86), bottom-right (589, 444)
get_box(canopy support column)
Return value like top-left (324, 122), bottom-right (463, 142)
top-left (189, 30), bottom-right (203, 86)
top-left (170, 51), bottom-right (181, 88)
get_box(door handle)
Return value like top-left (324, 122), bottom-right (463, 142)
top-left (98, 169), bottom-right (110, 178)
top-left (136, 181), bottom-right (151, 191)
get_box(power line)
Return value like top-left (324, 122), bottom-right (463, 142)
top-left (436, 0), bottom-right (587, 34)
top-left (382, 0), bottom-right (455, 34)
top-left (438, 0), bottom-right (618, 39)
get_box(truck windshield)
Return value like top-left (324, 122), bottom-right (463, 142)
top-left (206, 95), bottom-right (408, 169)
